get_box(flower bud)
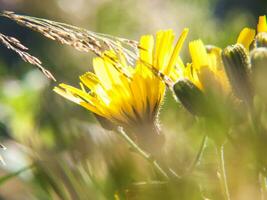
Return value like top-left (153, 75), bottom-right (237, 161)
top-left (222, 44), bottom-right (253, 106)
top-left (251, 47), bottom-right (267, 67)
top-left (251, 47), bottom-right (267, 100)
top-left (173, 79), bottom-right (207, 116)
top-left (255, 32), bottom-right (267, 48)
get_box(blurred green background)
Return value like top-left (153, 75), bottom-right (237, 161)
top-left (0, 0), bottom-right (267, 199)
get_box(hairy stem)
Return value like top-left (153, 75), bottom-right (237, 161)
top-left (117, 127), bottom-right (169, 180)
top-left (216, 145), bottom-right (231, 200)
top-left (259, 172), bottom-right (267, 200)
top-left (186, 135), bottom-right (207, 175)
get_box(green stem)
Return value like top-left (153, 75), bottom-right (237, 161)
top-left (0, 164), bottom-right (34, 185)
top-left (186, 135), bottom-right (207, 175)
top-left (259, 172), bottom-right (267, 200)
top-left (116, 127), bottom-right (169, 180)
top-left (216, 145), bottom-right (231, 200)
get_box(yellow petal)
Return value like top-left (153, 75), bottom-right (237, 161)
top-left (153, 30), bottom-right (164, 69)
top-left (164, 28), bottom-right (188, 75)
top-left (154, 30), bottom-right (174, 70)
top-left (136, 35), bottom-right (154, 79)
top-left (189, 40), bottom-right (209, 70)
top-left (58, 83), bottom-right (104, 105)
top-left (80, 72), bottom-right (101, 90)
top-left (54, 86), bottom-right (103, 116)
top-left (139, 35), bottom-right (154, 65)
top-left (237, 28), bottom-right (255, 49)
top-left (103, 51), bottom-right (133, 79)
top-left (258, 15), bottom-right (267, 33)
top-left (53, 86), bottom-right (83, 105)
top-left (103, 56), bottom-right (124, 86)
top-left (158, 30), bottom-right (175, 71)
top-left (206, 45), bottom-right (223, 71)
top-left (130, 74), bottom-right (146, 113)
top-left (93, 53), bottom-right (126, 90)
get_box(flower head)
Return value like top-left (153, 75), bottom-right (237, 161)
top-left (188, 40), bottom-right (230, 93)
top-left (54, 29), bottom-right (188, 151)
top-left (172, 40), bottom-right (230, 117)
top-left (172, 27), bottom-right (255, 116)
top-left (183, 27), bottom-right (254, 93)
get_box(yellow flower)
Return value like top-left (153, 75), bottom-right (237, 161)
top-left (173, 27), bottom-right (255, 95)
top-left (173, 39), bottom-right (230, 96)
top-left (54, 29), bottom-right (188, 130)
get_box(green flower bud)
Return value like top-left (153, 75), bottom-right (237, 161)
top-left (173, 79), bottom-right (207, 116)
top-left (255, 32), bottom-right (267, 48)
top-left (251, 47), bottom-right (267, 100)
top-left (222, 44), bottom-right (253, 106)
top-left (251, 47), bottom-right (267, 68)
